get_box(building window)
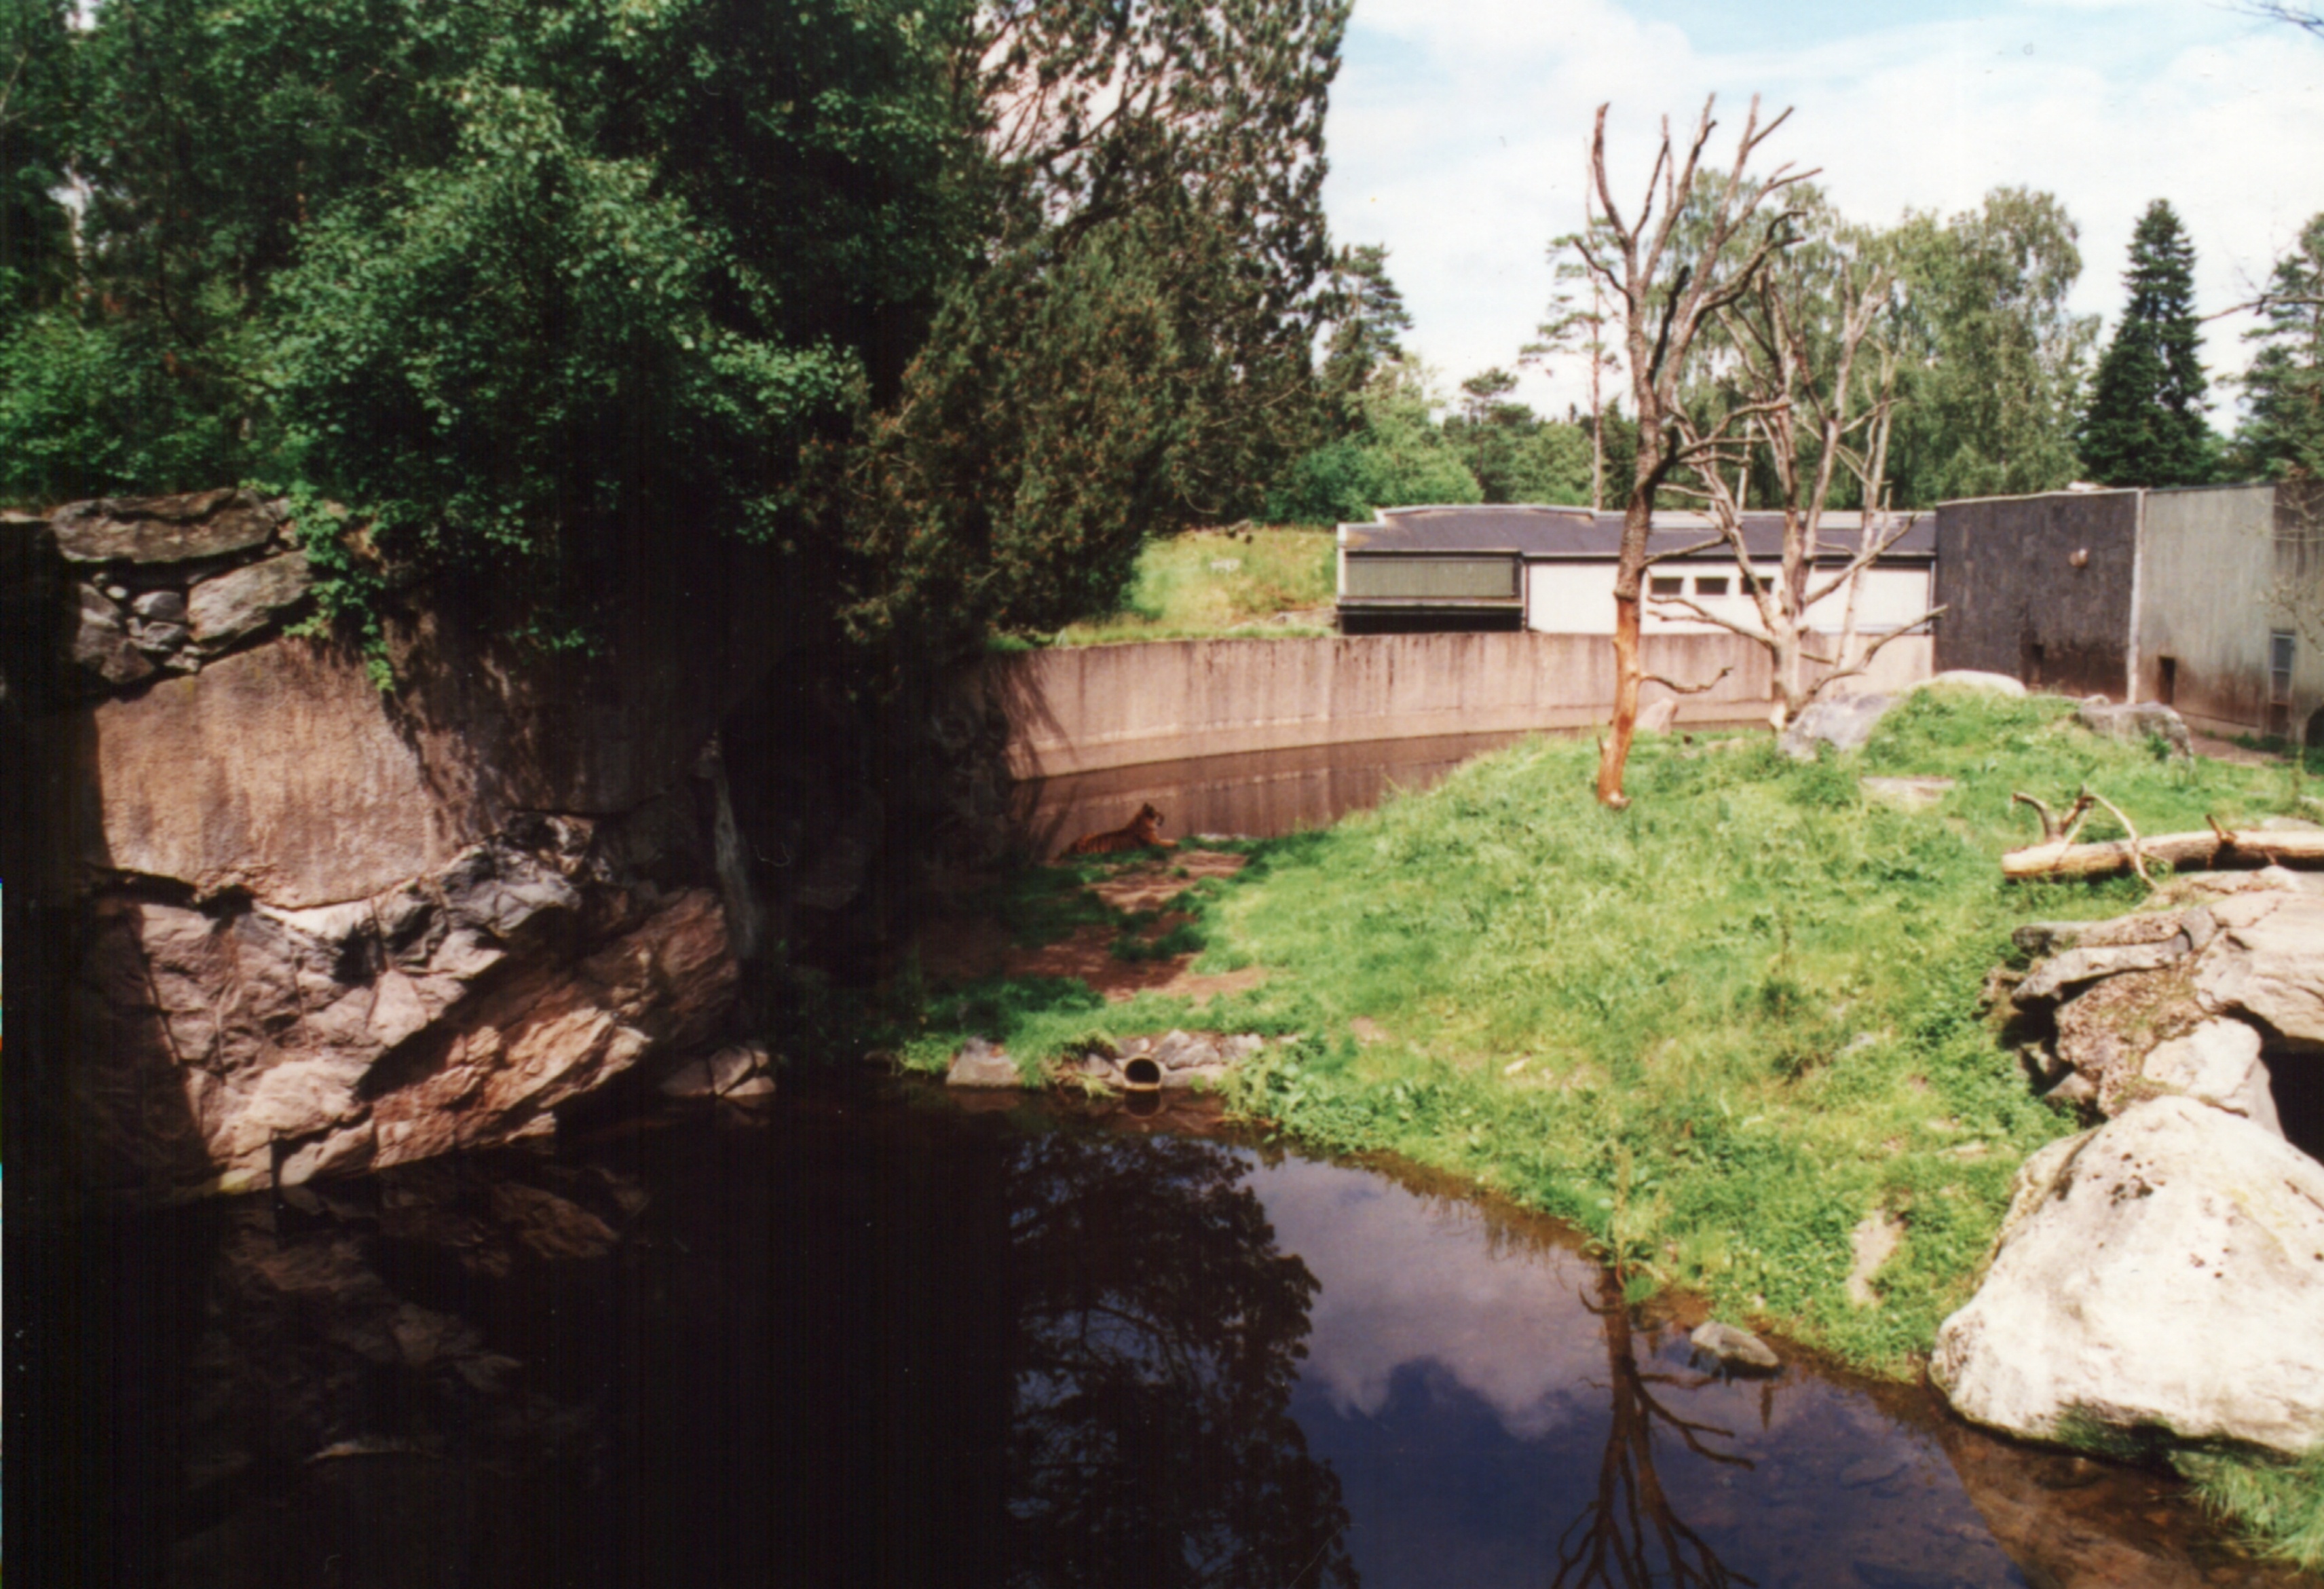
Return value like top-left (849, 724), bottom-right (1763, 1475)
top-left (1694, 576), bottom-right (1729, 597)
top-left (2270, 631), bottom-right (2295, 739)
top-left (1650, 576), bottom-right (1684, 597)
top-left (2157, 656), bottom-right (2177, 707)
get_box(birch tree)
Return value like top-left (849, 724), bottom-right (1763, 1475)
top-left (1573, 97), bottom-right (1815, 808)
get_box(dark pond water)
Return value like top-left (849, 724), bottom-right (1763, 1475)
top-left (31, 1079), bottom-right (2319, 1588)
top-left (1013, 732), bottom-right (1537, 859)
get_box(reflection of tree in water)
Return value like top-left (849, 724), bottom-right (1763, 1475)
top-left (1553, 1269), bottom-right (1753, 1589)
top-left (998, 1130), bottom-right (1357, 1589)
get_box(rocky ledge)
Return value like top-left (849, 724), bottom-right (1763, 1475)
top-left (1934, 886), bottom-right (2324, 1457)
top-left (75, 816), bottom-right (736, 1198)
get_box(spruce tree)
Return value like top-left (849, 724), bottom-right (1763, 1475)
top-left (2232, 212), bottom-right (2324, 481)
top-left (2078, 200), bottom-right (2214, 485)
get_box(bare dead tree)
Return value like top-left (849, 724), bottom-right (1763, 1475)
top-left (1575, 96), bottom-right (1818, 808)
top-left (1653, 258), bottom-right (1943, 728)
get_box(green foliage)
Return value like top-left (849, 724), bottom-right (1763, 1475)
top-left (1267, 359), bottom-right (1481, 524)
top-left (1442, 367), bottom-right (1592, 505)
top-left (1317, 242), bottom-right (1412, 411)
top-left (1058, 526), bottom-right (1336, 645)
top-left (0, 308), bottom-right (250, 505)
top-left (2177, 1447), bottom-right (2324, 1572)
top-left (1879, 189), bottom-right (2098, 506)
top-left (13, 0), bottom-right (1351, 653)
top-left (2230, 212), bottom-right (2324, 483)
top-left (1, 0), bottom-right (76, 317)
top-left (2080, 200), bottom-right (2217, 487)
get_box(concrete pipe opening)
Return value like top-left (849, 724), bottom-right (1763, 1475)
top-left (1123, 1057), bottom-right (1163, 1092)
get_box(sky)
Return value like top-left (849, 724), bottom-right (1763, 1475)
top-left (1321, 0), bottom-right (2324, 422)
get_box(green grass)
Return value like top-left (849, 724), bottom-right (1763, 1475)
top-left (878, 688), bottom-right (2319, 1565)
top-left (1054, 526), bottom-right (1336, 645)
top-left (2180, 1448), bottom-right (2324, 1571)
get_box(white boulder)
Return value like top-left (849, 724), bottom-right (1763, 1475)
top-left (1932, 1096), bottom-right (2324, 1457)
top-left (2139, 1020), bottom-right (2281, 1137)
top-left (2194, 890), bottom-right (2324, 1047)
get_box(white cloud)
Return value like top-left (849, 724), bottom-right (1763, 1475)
top-left (1249, 1154), bottom-right (1606, 1438)
top-left (1324, 0), bottom-right (2324, 422)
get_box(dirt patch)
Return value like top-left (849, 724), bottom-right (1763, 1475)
top-left (1088, 850), bottom-right (1248, 914)
top-left (914, 850), bottom-right (1264, 1005)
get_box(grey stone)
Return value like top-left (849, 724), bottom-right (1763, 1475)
top-left (1690, 1320), bottom-right (1780, 1375)
top-left (131, 620), bottom-right (191, 654)
top-left (1636, 696), bottom-right (1679, 735)
top-left (52, 488), bottom-right (282, 565)
top-left (2013, 939), bottom-right (2188, 1005)
top-left (187, 551), bottom-right (314, 647)
top-left (1932, 1098), bottom-right (2324, 1456)
top-left (1779, 693), bottom-right (1894, 760)
top-left (132, 588), bottom-right (187, 622)
top-left (946, 1036), bottom-right (1023, 1089)
top-left (1860, 776), bottom-right (1955, 811)
top-left (69, 582), bottom-right (155, 687)
top-left (2040, 1069), bottom-right (2097, 1107)
top-left (2192, 890), bottom-right (2324, 1045)
top-left (2074, 698), bottom-right (2192, 758)
top-left (2139, 1019), bottom-right (2279, 1136)
top-left (2180, 905), bottom-right (2217, 954)
top-left (1912, 670), bottom-right (2027, 698)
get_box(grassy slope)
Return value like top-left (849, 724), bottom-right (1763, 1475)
top-left (888, 689), bottom-right (2321, 1565)
top-left (1051, 527), bottom-right (1336, 646)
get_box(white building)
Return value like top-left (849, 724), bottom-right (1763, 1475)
top-left (1336, 504), bottom-right (1936, 639)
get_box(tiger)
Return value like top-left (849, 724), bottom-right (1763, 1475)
top-left (1063, 803), bottom-right (1177, 857)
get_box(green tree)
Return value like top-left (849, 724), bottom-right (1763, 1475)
top-left (12, 0), bottom-right (1349, 654)
top-left (1, 0), bottom-right (75, 315)
top-left (1267, 358), bottom-right (1480, 524)
top-left (2079, 199), bottom-right (2215, 487)
top-left (1835, 189), bottom-right (2089, 506)
top-left (1318, 242), bottom-right (1412, 414)
top-left (2230, 212), bottom-right (2324, 481)
top-left (844, 0), bottom-right (1349, 643)
top-left (1442, 367), bottom-right (1590, 504)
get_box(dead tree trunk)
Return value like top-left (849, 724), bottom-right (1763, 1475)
top-left (1575, 96), bottom-right (1814, 807)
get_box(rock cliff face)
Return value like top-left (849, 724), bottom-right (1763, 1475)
top-left (10, 489), bottom-right (781, 1197)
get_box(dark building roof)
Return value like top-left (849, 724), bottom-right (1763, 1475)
top-left (1340, 504), bottom-right (1935, 563)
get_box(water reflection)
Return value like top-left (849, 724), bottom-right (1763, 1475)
top-left (38, 1087), bottom-right (2319, 1588)
top-left (1013, 733), bottom-right (1535, 858)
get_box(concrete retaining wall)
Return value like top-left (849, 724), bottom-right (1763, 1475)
top-left (983, 631), bottom-right (1931, 779)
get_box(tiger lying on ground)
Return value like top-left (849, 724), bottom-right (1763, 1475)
top-left (1064, 803), bottom-right (1177, 856)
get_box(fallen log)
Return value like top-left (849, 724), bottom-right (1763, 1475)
top-left (2002, 827), bottom-right (2324, 880)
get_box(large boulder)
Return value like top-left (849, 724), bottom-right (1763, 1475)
top-left (1932, 1097), bottom-right (2324, 1457)
top-left (2075, 697), bottom-right (2192, 758)
top-left (2194, 889), bottom-right (2324, 1047)
top-left (1778, 692), bottom-right (1894, 760)
top-left (1911, 670), bottom-right (2027, 698)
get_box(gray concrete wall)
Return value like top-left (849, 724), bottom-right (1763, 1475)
top-left (981, 630), bottom-right (1930, 779)
top-left (1933, 490), bottom-right (2139, 699)
top-left (2136, 485), bottom-right (2283, 738)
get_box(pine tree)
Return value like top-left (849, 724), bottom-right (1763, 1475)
top-left (2232, 212), bottom-right (2324, 481)
top-left (1319, 244), bottom-right (1414, 413)
top-left (2078, 200), bottom-right (2214, 486)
